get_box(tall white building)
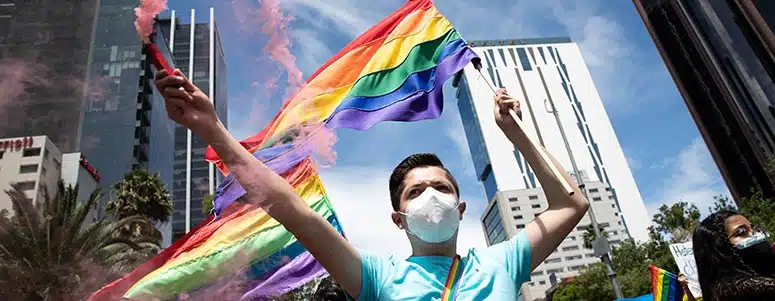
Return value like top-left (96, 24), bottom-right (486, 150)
top-left (454, 37), bottom-right (649, 299)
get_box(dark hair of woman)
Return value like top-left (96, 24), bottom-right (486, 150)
top-left (693, 210), bottom-right (775, 300)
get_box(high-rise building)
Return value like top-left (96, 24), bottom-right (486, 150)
top-left (81, 13), bottom-right (176, 230)
top-left (0, 2), bottom-right (178, 245)
top-left (633, 0), bottom-right (775, 202)
top-left (454, 37), bottom-right (648, 300)
top-left (159, 8), bottom-right (228, 241)
top-left (0, 0), bottom-right (100, 153)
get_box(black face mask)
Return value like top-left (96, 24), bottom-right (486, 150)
top-left (739, 240), bottom-right (775, 276)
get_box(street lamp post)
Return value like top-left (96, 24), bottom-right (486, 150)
top-left (540, 76), bottom-right (623, 298)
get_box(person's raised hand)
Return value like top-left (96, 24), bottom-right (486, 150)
top-left (154, 69), bottom-right (220, 140)
top-left (493, 88), bottom-right (522, 133)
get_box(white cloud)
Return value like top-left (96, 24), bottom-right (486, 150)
top-left (646, 137), bottom-right (731, 217)
top-left (626, 153), bottom-right (642, 171)
top-left (280, 0), bottom-right (386, 38)
top-left (320, 165), bottom-right (487, 258)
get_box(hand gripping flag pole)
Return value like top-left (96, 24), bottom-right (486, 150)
top-left (475, 66), bottom-right (575, 196)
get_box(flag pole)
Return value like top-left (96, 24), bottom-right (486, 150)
top-left (476, 68), bottom-right (575, 196)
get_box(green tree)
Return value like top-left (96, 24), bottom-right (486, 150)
top-left (203, 194), bottom-right (214, 215)
top-left (554, 201), bottom-right (701, 299)
top-left (106, 169), bottom-right (173, 224)
top-left (709, 195), bottom-right (737, 212)
top-left (581, 225), bottom-right (608, 249)
top-left (650, 202), bottom-right (700, 243)
top-left (0, 181), bottom-right (159, 300)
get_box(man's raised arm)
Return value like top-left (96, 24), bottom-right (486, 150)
top-left (493, 88), bottom-right (590, 270)
top-left (154, 69), bottom-right (364, 298)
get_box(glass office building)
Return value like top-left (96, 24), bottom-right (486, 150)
top-left (0, 0), bottom-right (100, 153)
top-left (633, 0), bottom-right (775, 202)
top-left (79, 1), bottom-right (177, 238)
top-left (159, 8), bottom-right (228, 241)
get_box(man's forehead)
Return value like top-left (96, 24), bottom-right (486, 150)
top-left (403, 166), bottom-right (451, 185)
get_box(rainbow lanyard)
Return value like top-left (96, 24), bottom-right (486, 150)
top-left (440, 255), bottom-right (465, 301)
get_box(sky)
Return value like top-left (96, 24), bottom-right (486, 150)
top-left (164, 0), bottom-right (731, 257)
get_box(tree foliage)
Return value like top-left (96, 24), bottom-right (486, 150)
top-left (0, 182), bottom-right (161, 300)
top-left (203, 194), bottom-right (214, 215)
top-left (106, 169), bottom-right (173, 224)
top-left (553, 201), bottom-right (700, 300)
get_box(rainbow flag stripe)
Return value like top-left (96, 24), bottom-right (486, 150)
top-left (649, 265), bottom-right (688, 301)
top-left (204, 0), bottom-right (479, 170)
top-left (440, 256), bottom-right (464, 301)
top-left (88, 159), bottom-right (342, 300)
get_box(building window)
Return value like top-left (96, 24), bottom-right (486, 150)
top-left (16, 181), bottom-right (36, 191)
top-left (565, 255), bottom-right (583, 261)
top-left (610, 231), bottom-right (618, 235)
top-left (562, 246), bottom-right (580, 251)
top-left (23, 148), bottom-right (41, 157)
top-left (605, 187), bottom-right (611, 191)
top-left (592, 197), bottom-right (602, 201)
top-left (509, 198), bottom-right (518, 202)
top-left (516, 48), bottom-right (532, 71)
top-left (566, 236), bottom-right (577, 241)
top-left (0, 151), bottom-right (4, 159)
top-left (588, 188), bottom-right (599, 193)
top-left (600, 222), bottom-right (610, 228)
top-left (568, 265), bottom-right (584, 271)
top-left (544, 258), bottom-right (561, 264)
top-left (43, 148), bottom-right (48, 160)
top-left (516, 224), bottom-right (525, 229)
top-left (511, 206), bottom-right (518, 211)
top-left (531, 271), bottom-right (544, 276)
top-left (19, 164), bottom-right (38, 174)
top-left (609, 195), bottom-right (615, 199)
top-left (514, 215), bottom-right (523, 220)
top-left (531, 204), bottom-right (541, 209)
top-left (539, 280), bottom-right (546, 285)
top-left (612, 204), bottom-right (616, 208)
top-left (586, 254), bottom-right (596, 258)
top-left (546, 268), bottom-right (564, 275)
top-left (529, 282), bottom-right (535, 287)
top-left (529, 195), bottom-right (538, 200)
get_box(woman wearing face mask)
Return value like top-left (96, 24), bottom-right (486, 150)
top-left (693, 210), bottom-right (775, 300)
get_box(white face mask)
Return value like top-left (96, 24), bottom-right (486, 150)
top-left (399, 187), bottom-right (461, 244)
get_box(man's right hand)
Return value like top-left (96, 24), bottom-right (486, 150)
top-left (154, 69), bottom-right (221, 140)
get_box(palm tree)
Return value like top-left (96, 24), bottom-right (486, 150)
top-left (106, 169), bottom-right (173, 244)
top-left (0, 181), bottom-right (160, 301)
top-left (107, 169), bottom-right (173, 224)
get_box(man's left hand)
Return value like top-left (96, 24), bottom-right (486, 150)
top-left (493, 88), bottom-right (522, 134)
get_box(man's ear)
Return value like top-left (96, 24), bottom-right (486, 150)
top-left (391, 211), bottom-right (403, 229)
top-left (458, 200), bottom-right (467, 220)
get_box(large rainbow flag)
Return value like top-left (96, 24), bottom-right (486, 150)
top-left (649, 265), bottom-right (689, 301)
top-left (88, 0), bottom-right (478, 299)
top-left (203, 0), bottom-right (480, 172)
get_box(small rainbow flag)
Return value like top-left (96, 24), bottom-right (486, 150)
top-left (649, 265), bottom-right (689, 301)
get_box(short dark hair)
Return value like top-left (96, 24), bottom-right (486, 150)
top-left (388, 153), bottom-right (460, 211)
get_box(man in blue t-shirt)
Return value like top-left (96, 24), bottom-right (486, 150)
top-left (155, 69), bottom-right (590, 300)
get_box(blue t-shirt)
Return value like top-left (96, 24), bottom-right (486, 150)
top-left (353, 231), bottom-right (532, 300)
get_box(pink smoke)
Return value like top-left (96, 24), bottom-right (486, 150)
top-left (256, 0), bottom-right (304, 97)
top-left (134, 0), bottom-right (168, 44)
